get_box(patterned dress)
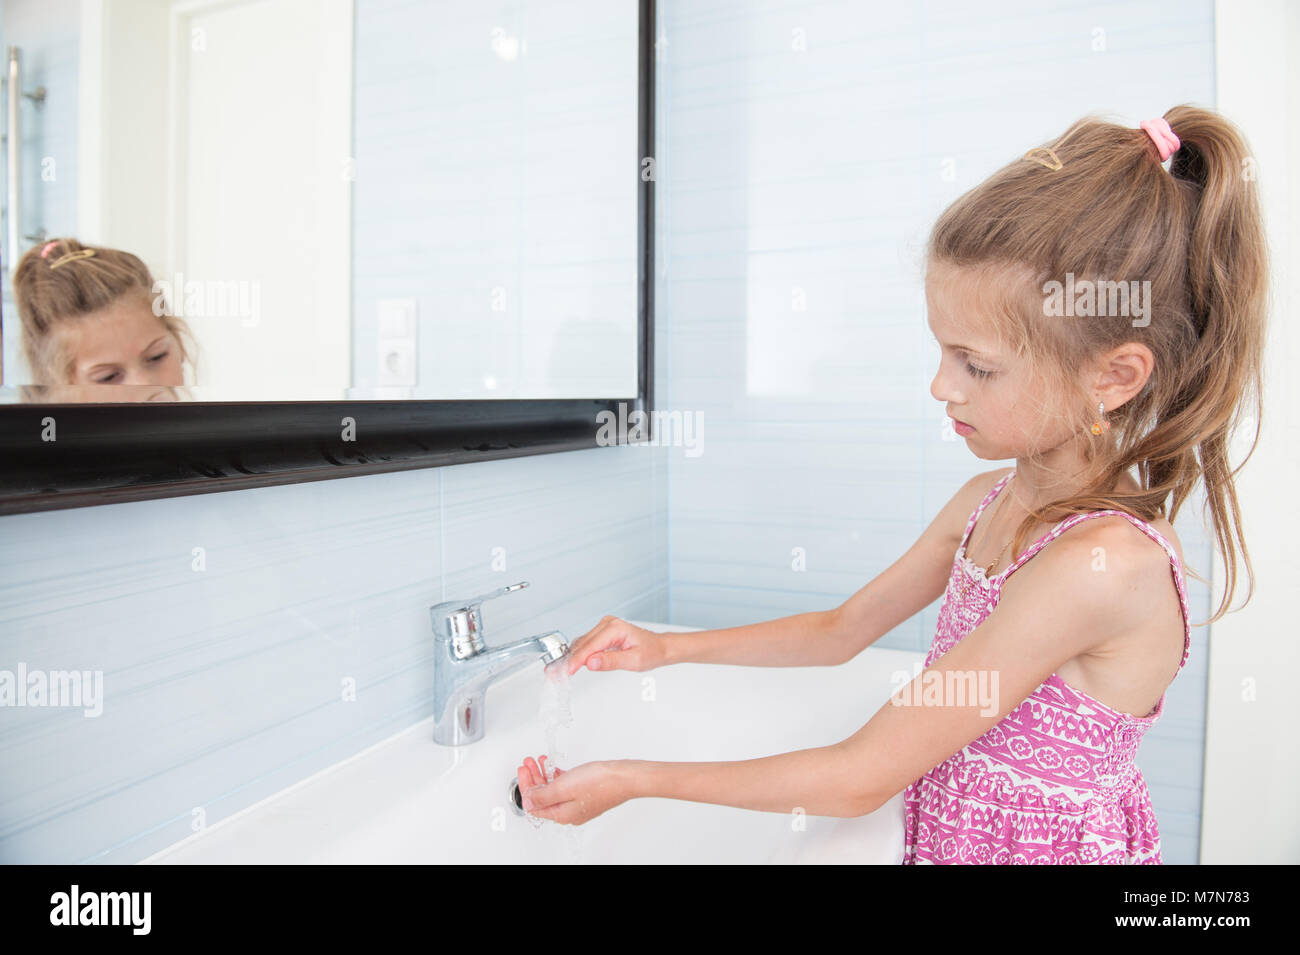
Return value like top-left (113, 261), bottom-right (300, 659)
top-left (901, 470), bottom-right (1191, 864)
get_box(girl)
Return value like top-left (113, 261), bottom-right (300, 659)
top-left (12, 237), bottom-right (197, 402)
top-left (516, 104), bottom-right (1266, 864)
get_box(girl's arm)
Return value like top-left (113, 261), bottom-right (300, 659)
top-left (658, 469), bottom-right (1008, 669)
top-left (657, 608), bottom-right (848, 669)
top-left (524, 518), bottom-right (1149, 824)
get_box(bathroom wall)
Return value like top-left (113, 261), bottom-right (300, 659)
top-left (655, 0), bottom-right (1216, 863)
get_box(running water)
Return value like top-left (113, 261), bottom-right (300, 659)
top-left (539, 660), bottom-right (573, 766)
top-left (521, 666), bottom-right (563, 830)
top-left (531, 660), bottom-right (583, 862)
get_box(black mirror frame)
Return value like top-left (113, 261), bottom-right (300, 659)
top-left (0, 0), bottom-right (656, 516)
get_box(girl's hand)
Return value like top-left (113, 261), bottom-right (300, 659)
top-left (562, 615), bottom-right (666, 676)
top-left (516, 756), bottom-right (632, 826)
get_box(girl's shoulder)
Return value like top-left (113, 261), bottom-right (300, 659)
top-left (999, 468), bottom-right (1184, 571)
top-left (1005, 485), bottom-right (1187, 617)
top-left (1093, 474), bottom-right (1186, 572)
top-left (1057, 511), bottom-right (1183, 578)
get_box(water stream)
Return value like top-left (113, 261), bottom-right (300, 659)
top-left (533, 661), bottom-right (583, 861)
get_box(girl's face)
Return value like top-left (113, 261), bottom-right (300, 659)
top-left (62, 295), bottom-right (184, 398)
top-left (925, 261), bottom-right (1073, 460)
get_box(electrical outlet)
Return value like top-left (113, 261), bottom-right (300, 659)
top-left (377, 298), bottom-right (417, 387)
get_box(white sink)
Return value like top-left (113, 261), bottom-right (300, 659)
top-left (142, 621), bottom-right (918, 864)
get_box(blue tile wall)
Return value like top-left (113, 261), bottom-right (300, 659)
top-left (0, 447), bottom-right (668, 863)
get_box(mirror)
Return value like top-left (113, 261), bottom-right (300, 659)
top-left (0, 0), bottom-right (642, 403)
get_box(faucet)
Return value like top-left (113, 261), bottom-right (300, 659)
top-left (429, 581), bottom-right (568, 745)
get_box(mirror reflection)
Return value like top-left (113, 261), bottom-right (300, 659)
top-left (0, 0), bottom-right (642, 404)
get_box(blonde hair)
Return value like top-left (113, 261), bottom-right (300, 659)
top-left (926, 105), bottom-right (1268, 623)
top-left (13, 237), bottom-right (198, 390)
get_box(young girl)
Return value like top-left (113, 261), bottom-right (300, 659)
top-left (11, 237), bottom-right (197, 402)
top-left (516, 104), bottom-right (1266, 864)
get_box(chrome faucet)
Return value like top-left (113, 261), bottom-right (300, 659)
top-left (429, 581), bottom-right (568, 745)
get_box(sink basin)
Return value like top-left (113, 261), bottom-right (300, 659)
top-left (142, 621), bottom-right (918, 864)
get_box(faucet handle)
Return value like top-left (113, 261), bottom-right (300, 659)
top-left (430, 580), bottom-right (529, 658)
top-left (430, 580), bottom-right (528, 617)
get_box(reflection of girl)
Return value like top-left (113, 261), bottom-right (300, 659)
top-left (13, 238), bottom-right (198, 402)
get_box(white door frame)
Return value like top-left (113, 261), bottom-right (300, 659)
top-left (1200, 0), bottom-right (1299, 864)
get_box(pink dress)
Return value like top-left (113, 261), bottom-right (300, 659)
top-left (901, 469), bottom-right (1191, 864)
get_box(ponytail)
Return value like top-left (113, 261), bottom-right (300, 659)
top-left (1156, 105), bottom-right (1269, 620)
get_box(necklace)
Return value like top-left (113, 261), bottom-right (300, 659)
top-left (959, 478), bottom-right (1020, 596)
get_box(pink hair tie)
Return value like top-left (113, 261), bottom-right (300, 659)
top-left (40, 240), bottom-right (60, 259)
top-left (1139, 117), bottom-right (1180, 162)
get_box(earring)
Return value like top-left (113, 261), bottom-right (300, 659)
top-left (1091, 400), bottom-right (1111, 435)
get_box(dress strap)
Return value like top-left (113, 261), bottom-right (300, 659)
top-left (998, 508), bottom-right (1192, 671)
top-left (958, 469), bottom-right (1016, 553)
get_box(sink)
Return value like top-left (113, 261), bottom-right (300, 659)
top-left (141, 621), bottom-right (918, 864)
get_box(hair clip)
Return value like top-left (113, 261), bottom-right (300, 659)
top-left (40, 240), bottom-right (61, 259)
top-left (49, 249), bottom-right (97, 270)
top-left (1023, 146), bottom-right (1062, 171)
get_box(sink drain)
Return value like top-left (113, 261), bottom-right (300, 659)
top-left (508, 777), bottom-right (526, 816)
